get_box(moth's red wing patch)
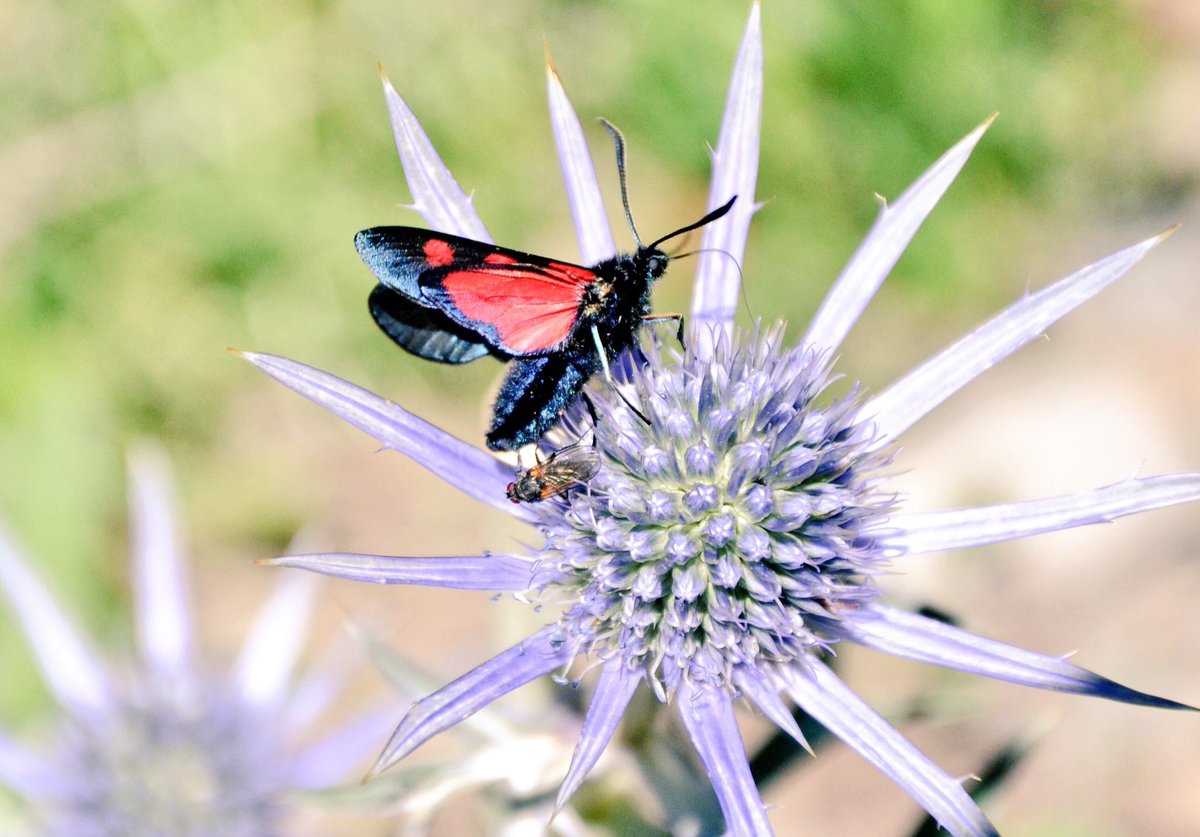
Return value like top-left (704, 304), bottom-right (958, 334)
top-left (432, 260), bottom-right (595, 355)
top-left (422, 238), bottom-right (456, 267)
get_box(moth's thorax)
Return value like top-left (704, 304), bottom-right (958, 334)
top-left (578, 246), bottom-right (669, 341)
top-left (579, 277), bottom-right (614, 319)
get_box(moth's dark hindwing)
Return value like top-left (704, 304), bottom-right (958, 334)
top-left (358, 227), bottom-right (498, 364)
top-left (368, 284), bottom-right (497, 364)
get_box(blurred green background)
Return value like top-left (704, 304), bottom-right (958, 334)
top-left (2, 0), bottom-right (1198, 833)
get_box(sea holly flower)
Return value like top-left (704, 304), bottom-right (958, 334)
top-left (0, 444), bottom-right (384, 835)
top-left (245, 4), bottom-right (1198, 835)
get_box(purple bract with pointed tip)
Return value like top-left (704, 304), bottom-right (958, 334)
top-left (0, 444), bottom-right (386, 834)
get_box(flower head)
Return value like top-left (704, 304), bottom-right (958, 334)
top-left (0, 444), bottom-right (381, 835)
top-left (246, 4), bottom-right (1198, 834)
top-left (537, 329), bottom-right (893, 701)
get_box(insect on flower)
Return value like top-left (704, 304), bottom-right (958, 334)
top-left (506, 441), bottom-right (602, 503)
top-left (355, 120), bottom-right (736, 451)
top-left (247, 3), bottom-right (1200, 830)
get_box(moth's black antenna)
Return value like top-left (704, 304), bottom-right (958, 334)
top-left (648, 196), bottom-right (737, 251)
top-left (598, 118), bottom-right (643, 248)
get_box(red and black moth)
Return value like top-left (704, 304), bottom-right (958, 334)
top-left (355, 121), bottom-right (736, 451)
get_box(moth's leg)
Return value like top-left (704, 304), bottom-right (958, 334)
top-left (642, 313), bottom-right (685, 347)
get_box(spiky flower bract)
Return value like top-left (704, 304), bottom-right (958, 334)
top-left (247, 5), bottom-right (1198, 834)
top-left (0, 444), bottom-right (383, 836)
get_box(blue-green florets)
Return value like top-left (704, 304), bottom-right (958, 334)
top-left (533, 326), bottom-right (896, 695)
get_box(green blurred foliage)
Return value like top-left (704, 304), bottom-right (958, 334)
top-left (0, 0), bottom-right (1185, 729)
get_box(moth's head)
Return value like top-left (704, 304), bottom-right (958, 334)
top-left (644, 248), bottom-right (670, 280)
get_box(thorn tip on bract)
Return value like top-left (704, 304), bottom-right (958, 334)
top-left (1156, 223), bottom-right (1182, 242)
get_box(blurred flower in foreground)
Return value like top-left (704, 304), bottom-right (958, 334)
top-left (245, 5), bottom-right (1198, 835)
top-left (0, 444), bottom-right (381, 835)
top-left (326, 625), bottom-right (604, 835)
